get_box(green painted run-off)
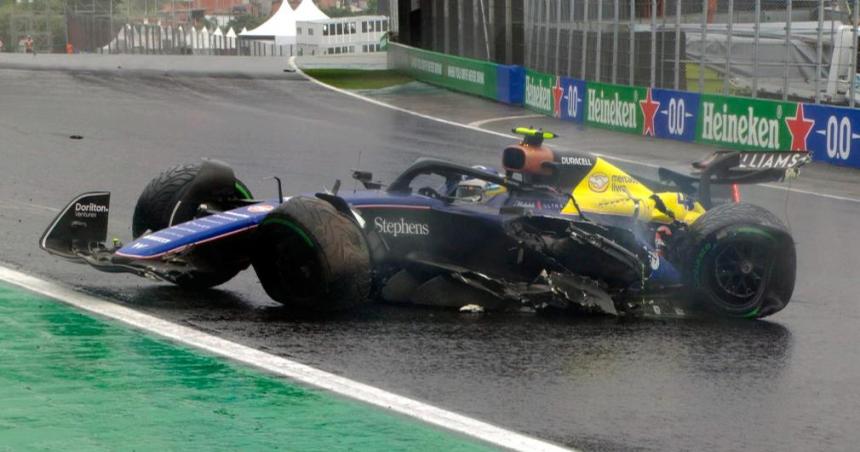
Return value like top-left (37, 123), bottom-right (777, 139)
top-left (0, 283), bottom-right (492, 451)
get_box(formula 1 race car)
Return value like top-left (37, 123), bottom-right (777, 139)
top-left (41, 129), bottom-right (809, 319)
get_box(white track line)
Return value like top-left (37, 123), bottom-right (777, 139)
top-left (468, 114), bottom-right (543, 128)
top-left (0, 266), bottom-right (572, 452)
top-left (290, 56), bottom-right (513, 141)
top-left (291, 56), bottom-right (860, 205)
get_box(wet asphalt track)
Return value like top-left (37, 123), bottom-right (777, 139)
top-left (1, 67), bottom-right (859, 451)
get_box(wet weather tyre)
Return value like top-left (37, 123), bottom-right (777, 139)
top-left (132, 163), bottom-right (252, 238)
top-left (252, 196), bottom-right (371, 313)
top-left (681, 203), bottom-right (795, 319)
top-left (131, 162), bottom-right (253, 289)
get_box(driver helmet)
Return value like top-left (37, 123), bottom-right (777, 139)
top-left (455, 166), bottom-right (505, 202)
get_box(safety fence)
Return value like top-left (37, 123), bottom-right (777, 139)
top-left (390, 42), bottom-right (860, 169)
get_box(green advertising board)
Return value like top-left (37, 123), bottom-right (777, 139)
top-left (696, 94), bottom-right (796, 151)
top-left (524, 69), bottom-right (555, 116)
top-left (390, 43), bottom-right (498, 100)
top-left (585, 82), bottom-right (647, 134)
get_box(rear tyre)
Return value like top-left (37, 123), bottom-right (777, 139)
top-left (252, 196), bottom-right (371, 312)
top-left (132, 161), bottom-right (253, 289)
top-left (681, 203), bottom-right (795, 319)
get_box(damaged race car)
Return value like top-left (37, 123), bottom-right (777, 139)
top-left (40, 128), bottom-right (809, 319)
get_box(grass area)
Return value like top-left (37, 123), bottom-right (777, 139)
top-left (303, 68), bottom-right (413, 90)
top-left (0, 283), bottom-right (492, 451)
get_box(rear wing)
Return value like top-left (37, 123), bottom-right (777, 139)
top-left (40, 192), bottom-right (110, 258)
top-left (658, 150), bottom-right (810, 208)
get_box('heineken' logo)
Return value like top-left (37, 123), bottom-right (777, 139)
top-left (525, 75), bottom-right (552, 113)
top-left (701, 102), bottom-right (780, 150)
top-left (588, 88), bottom-right (638, 129)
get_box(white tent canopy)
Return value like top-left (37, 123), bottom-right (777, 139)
top-left (294, 0), bottom-right (328, 21)
top-left (240, 1), bottom-right (298, 39)
top-left (240, 0), bottom-right (328, 44)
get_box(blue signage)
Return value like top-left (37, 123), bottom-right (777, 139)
top-left (650, 88), bottom-right (700, 142)
top-left (558, 77), bottom-right (587, 123)
top-left (801, 103), bottom-right (860, 168)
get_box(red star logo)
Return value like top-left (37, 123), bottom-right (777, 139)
top-left (552, 77), bottom-right (564, 118)
top-left (785, 104), bottom-right (814, 151)
top-left (639, 88), bottom-right (660, 137)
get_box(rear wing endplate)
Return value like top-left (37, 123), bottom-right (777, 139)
top-left (659, 150), bottom-right (810, 208)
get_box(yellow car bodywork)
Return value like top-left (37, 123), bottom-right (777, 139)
top-left (561, 157), bottom-right (706, 225)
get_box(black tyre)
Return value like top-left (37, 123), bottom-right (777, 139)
top-left (132, 161), bottom-right (253, 289)
top-left (132, 162), bottom-right (252, 238)
top-left (681, 203), bottom-right (795, 319)
top-left (252, 196), bottom-right (371, 312)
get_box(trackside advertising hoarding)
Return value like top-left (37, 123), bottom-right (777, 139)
top-left (524, 70), bottom-right (586, 123)
top-left (695, 94), bottom-right (797, 152)
top-left (389, 43), bottom-right (860, 168)
top-left (388, 43), bottom-right (499, 101)
top-left (650, 88), bottom-right (700, 142)
top-left (800, 103), bottom-right (860, 168)
top-left (524, 70), bottom-right (554, 116)
top-left (585, 82), bottom-right (646, 134)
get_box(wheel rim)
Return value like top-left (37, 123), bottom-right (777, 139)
top-left (712, 240), bottom-right (770, 301)
top-left (270, 223), bottom-right (323, 300)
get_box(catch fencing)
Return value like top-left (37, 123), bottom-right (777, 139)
top-left (390, 38), bottom-right (860, 169)
top-left (524, 0), bottom-right (860, 107)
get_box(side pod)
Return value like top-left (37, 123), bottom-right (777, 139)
top-left (40, 192), bottom-right (111, 259)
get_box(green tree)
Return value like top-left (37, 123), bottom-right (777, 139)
top-left (225, 14), bottom-right (265, 33)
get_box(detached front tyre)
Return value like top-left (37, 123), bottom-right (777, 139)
top-left (681, 203), bottom-right (796, 319)
top-left (132, 160), bottom-right (254, 289)
top-left (252, 196), bottom-right (371, 313)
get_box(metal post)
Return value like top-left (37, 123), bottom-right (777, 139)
top-left (524, 0), bottom-right (531, 67)
top-left (537, 0), bottom-right (543, 71)
top-left (444, 0), bottom-right (450, 53)
top-left (700, 0), bottom-right (707, 92)
top-left (612, 0), bottom-right (619, 84)
top-left (723, 0), bottom-right (733, 95)
top-left (596, 0), bottom-right (603, 81)
top-left (430, 0), bottom-right (437, 50)
top-left (567, 0), bottom-right (575, 76)
top-left (581, 0), bottom-right (589, 79)
top-left (651, 0), bottom-right (657, 87)
top-left (815, 0), bottom-right (824, 103)
top-left (526, 0), bottom-right (533, 68)
top-left (630, 0), bottom-right (636, 85)
top-left (480, 0), bottom-right (491, 60)
top-left (674, 0), bottom-right (681, 90)
top-left (543, 0), bottom-right (550, 72)
top-left (458, 0), bottom-right (464, 56)
top-left (533, 0), bottom-right (540, 68)
top-left (851, 0), bottom-right (858, 107)
top-left (473, 0), bottom-right (480, 57)
top-left (554, 0), bottom-right (561, 74)
top-left (783, 0), bottom-right (792, 99)
top-left (109, 0), bottom-right (113, 54)
top-left (488, 0), bottom-right (496, 60)
top-left (505, 0), bottom-right (512, 64)
top-left (752, 0), bottom-right (761, 97)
